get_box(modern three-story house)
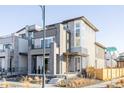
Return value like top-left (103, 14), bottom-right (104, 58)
top-left (28, 16), bottom-right (99, 76)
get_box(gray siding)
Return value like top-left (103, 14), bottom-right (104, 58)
top-left (34, 27), bottom-right (57, 39)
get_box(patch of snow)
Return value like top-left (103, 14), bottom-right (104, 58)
top-left (48, 78), bottom-right (64, 84)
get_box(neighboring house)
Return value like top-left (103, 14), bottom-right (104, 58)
top-left (116, 52), bottom-right (124, 68)
top-left (0, 25), bottom-right (41, 76)
top-left (95, 42), bottom-right (106, 68)
top-left (105, 49), bottom-right (118, 68)
top-left (28, 16), bottom-right (99, 75)
top-left (0, 34), bottom-right (28, 75)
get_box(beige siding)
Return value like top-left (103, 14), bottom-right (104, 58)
top-left (82, 20), bottom-right (96, 67)
top-left (95, 44), bottom-right (105, 68)
top-left (59, 24), bottom-right (67, 74)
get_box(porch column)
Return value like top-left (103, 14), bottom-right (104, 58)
top-left (66, 54), bottom-right (68, 87)
top-left (74, 56), bottom-right (76, 72)
top-left (5, 49), bottom-right (9, 73)
top-left (50, 42), bottom-right (57, 75)
top-left (28, 52), bottom-right (32, 74)
top-left (80, 56), bottom-right (82, 73)
top-left (66, 55), bottom-right (69, 73)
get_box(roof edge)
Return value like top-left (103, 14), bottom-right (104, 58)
top-left (82, 17), bottom-right (99, 32)
top-left (95, 42), bottom-right (106, 49)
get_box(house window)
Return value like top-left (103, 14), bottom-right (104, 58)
top-left (46, 38), bottom-right (53, 48)
top-left (41, 37), bottom-right (54, 48)
top-left (76, 38), bottom-right (80, 47)
top-left (28, 32), bottom-right (34, 38)
top-left (75, 57), bottom-right (81, 72)
top-left (0, 44), bottom-right (4, 50)
top-left (20, 34), bottom-right (26, 38)
top-left (75, 22), bottom-right (81, 47)
top-left (31, 39), bottom-right (35, 48)
top-left (66, 32), bottom-right (70, 51)
top-left (45, 39), bottom-right (50, 48)
top-left (4, 44), bottom-right (12, 49)
top-left (76, 23), bottom-right (80, 28)
top-left (76, 29), bottom-right (80, 37)
top-left (41, 40), bottom-right (44, 48)
top-left (63, 24), bottom-right (68, 30)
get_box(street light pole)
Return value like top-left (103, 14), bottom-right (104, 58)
top-left (106, 47), bottom-right (117, 87)
top-left (110, 52), bottom-right (112, 86)
top-left (40, 5), bottom-right (46, 88)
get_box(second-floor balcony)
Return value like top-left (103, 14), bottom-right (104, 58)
top-left (30, 42), bottom-right (58, 55)
top-left (30, 48), bottom-right (51, 55)
top-left (71, 47), bottom-right (88, 55)
top-left (30, 44), bottom-right (52, 55)
top-left (0, 49), bottom-right (5, 56)
top-left (0, 49), bottom-right (14, 57)
top-left (31, 44), bottom-right (51, 49)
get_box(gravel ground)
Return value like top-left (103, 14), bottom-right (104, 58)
top-left (84, 77), bottom-right (124, 88)
top-left (2, 77), bottom-right (124, 88)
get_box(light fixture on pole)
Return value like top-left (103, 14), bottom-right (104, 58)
top-left (39, 5), bottom-right (46, 88)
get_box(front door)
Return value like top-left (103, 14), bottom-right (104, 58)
top-left (34, 56), bottom-right (49, 74)
top-left (32, 56), bottom-right (37, 74)
top-left (45, 58), bottom-right (48, 73)
top-left (41, 57), bottom-right (49, 74)
top-left (74, 57), bottom-right (80, 72)
top-left (10, 57), bottom-right (12, 73)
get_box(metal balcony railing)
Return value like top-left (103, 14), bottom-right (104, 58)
top-left (0, 49), bottom-right (14, 57)
top-left (31, 44), bottom-right (51, 49)
top-left (71, 47), bottom-right (88, 54)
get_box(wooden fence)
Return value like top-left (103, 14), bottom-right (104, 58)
top-left (95, 68), bottom-right (124, 80)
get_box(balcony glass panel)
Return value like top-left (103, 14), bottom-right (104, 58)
top-left (32, 37), bottom-right (54, 49)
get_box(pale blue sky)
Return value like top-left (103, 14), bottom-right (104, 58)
top-left (0, 5), bottom-right (123, 52)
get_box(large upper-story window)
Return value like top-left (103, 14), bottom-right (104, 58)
top-left (66, 32), bottom-right (70, 51)
top-left (76, 38), bottom-right (80, 47)
top-left (20, 34), bottom-right (26, 38)
top-left (4, 44), bottom-right (12, 49)
top-left (41, 38), bottom-right (54, 48)
top-left (75, 22), bottom-right (80, 37)
top-left (0, 44), bottom-right (13, 51)
top-left (76, 22), bottom-right (80, 28)
top-left (75, 22), bottom-right (81, 47)
top-left (33, 36), bottom-right (54, 49)
top-left (0, 44), bottom-right (4, 51)
top-left (76, 29), bottom-right (80, 37)
top-left (63, 24), bottom-right (68, 30)
top-left (31, 39), bottom-right (35, 48)
top-left (41, 40), bottom-right (44, 48)
top-left (28, 32), bottom-right (34, 38)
